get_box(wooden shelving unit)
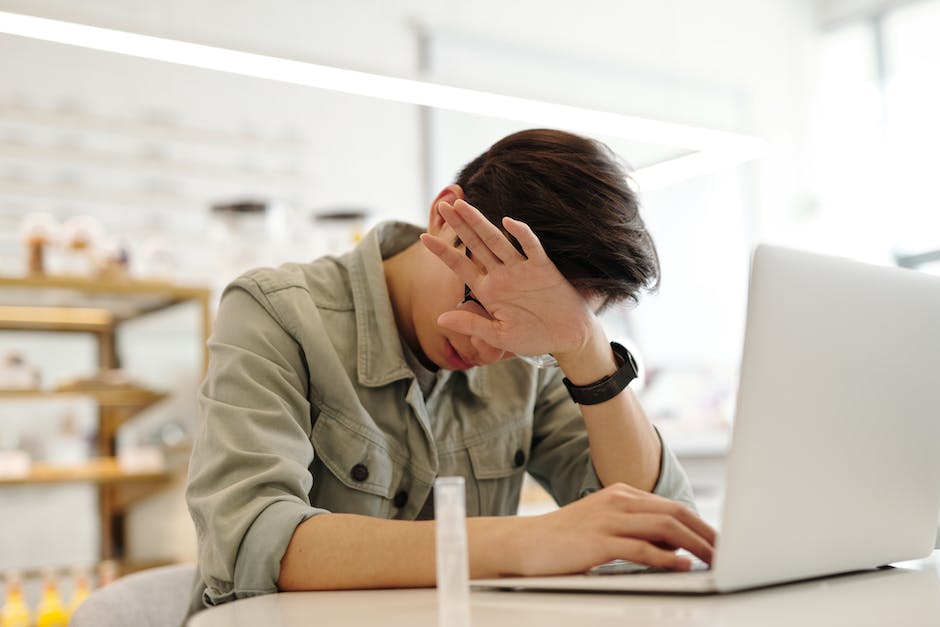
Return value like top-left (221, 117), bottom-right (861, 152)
top-left (0, 273), bottom-right (211, 563)
top-left (0, 457), bottom-right (169, 486)
top-left (0, 388), bottom-right (168, 407)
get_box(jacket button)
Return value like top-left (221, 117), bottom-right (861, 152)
top-left (514, 449), bottom-right (525, 467)
top-left (394, 490), bottom-right (408, 508)
top-left (351, 463), bottom-right (369, 482)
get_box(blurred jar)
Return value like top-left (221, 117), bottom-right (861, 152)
top-left (209, 199), bottom-right (281, 285)
top-left (309, 209), bottom-right (370, 258)
top-left (0, 351), bottom-right (40, 390)
top-left (135, 236), bottom-right (178, 280)
top-left (57, 215), bottom-right (104, 276)
top-left (18, 211), bottom-right (58, 275)
top-left (44, 410), bottom-right (92, 466)
top-left (95, 237), bottom-right (131, 280)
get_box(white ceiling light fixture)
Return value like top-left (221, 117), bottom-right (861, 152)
top-left (0, 10), bottom-right (766, 189)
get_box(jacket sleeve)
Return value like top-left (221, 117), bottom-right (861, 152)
top-left (186, 279), bottom-right (327, 607)
top-left (525, 368), bottom-right (696, 510)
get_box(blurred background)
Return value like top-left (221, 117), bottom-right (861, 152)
top-left (0, 0), bottom-right (937, 614)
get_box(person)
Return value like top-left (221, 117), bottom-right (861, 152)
top-left (185, 128), bottom-right (716, 616)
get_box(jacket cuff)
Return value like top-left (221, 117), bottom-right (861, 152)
top-left (204, 500), bottom-right (326, 606)
top-left (651, 427), bottom-right (697, 511)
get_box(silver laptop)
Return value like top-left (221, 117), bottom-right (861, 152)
top-left (474, 244), bottom-right (940, 593)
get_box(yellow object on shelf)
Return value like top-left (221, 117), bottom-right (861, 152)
top-left (35, 571), bottom-right (68, 627)
top-left (0, 572), bottom-right (31, 627)
top-left (67, 567), bottom-right (91, 618)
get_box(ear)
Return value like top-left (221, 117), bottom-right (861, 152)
top-left (427, 184), bottom-right (465, 238)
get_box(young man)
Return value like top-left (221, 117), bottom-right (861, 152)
top-left (185, 129), bottom-right (716, 615)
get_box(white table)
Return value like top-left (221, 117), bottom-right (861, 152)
top-left (189, 552), bottom-right (940, 627)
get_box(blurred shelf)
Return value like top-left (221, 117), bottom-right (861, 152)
top-left (0, 387), bottom-right (167, 408)
top-left (0, 457), bottom-right (171, 486)
top-left (0, 274), bottom-right (210, 324)
top-left (0, 274), bottom-right (209, 563)
top-left (0, 304), bottom-right (114, 332)
top-left (18, 558), bottom-right (183, 582)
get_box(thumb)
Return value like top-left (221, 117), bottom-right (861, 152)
top-left (437, 311), bottom-right (501, 346)
top-left (470, 335), bottom-right (507, 362)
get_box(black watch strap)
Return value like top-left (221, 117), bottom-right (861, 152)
top-left (562, 342), bottom-right (638, 405)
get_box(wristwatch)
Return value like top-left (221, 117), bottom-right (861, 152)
top-left (562, 342), bottom-right (638, 405)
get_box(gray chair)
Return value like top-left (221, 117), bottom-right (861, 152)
top-left (69, 563), bottom-right (196, 627)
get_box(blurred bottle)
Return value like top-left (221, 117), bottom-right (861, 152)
top-left (57, 215), bottom-right (104, 276)
top-left (209, 199), bottom-right (277, 280)
top-left (35, 569), bottom-right (67, 627)
top-left (136, 236), bottom-right (179, 280)
top-left (97, 560), bottom-right (119, 587)
top-left (0, 352), bottom-right (39, 391)
top-left (18, 212), bottom-right (58, 275)
top-left (43, 411), bottom-right (90, 467)
top-left (95, 238), bottom-right (131, 280)
top-left (309, 208), bottom-right (370, 258)
top-left (66, 567), bottom-right (91, 617)
top-left (0, 571), bottom-right (30, 627)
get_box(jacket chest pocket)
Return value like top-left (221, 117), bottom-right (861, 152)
top-left (309, 411), bottom-right (404, 518)
top-left (466, 420), bottom-right (532, 516)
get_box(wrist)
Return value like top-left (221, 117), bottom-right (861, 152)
top-left (554, 321), bottom-right (615, 386)
top-left (500, 515), bottom-right (542, 577)
top-left (467, 516), bottom-right (532, 578)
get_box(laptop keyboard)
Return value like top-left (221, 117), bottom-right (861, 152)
top-left (587, 555), bottom-right (710, 576)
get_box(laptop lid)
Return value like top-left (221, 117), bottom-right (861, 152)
top-left (713, 244), bottom-right (940, 591)
top-left (473, 244), bottom-right (940, 595)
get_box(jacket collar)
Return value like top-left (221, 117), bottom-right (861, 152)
top-left (343, 221), bottom-right (488, 398)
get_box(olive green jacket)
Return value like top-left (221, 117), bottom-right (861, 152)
top-left (185, 221), bottom-right (694, 615)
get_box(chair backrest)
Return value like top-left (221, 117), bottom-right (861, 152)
top-left (70, 563), bottom-right (196, 627)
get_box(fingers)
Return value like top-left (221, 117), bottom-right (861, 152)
top-left (502, 215), bottom-right (549, 264)
top-left (442, 200), bottom-right (528, 267)
top-left (602, 513), bottom-right (714, 565)
top-left (605, 484), bottom-right (718, 547)
top-left (605, 538), bottom-right (692, 571)
top-left (636, 500), bottom-right (716, 549)
top-left (581, 484), bottom-right (716, 567)
top-left (419, 233), bottom-right (482, 284)
top-left (470, 335), bottom-right (507, 364)
top-left (437, 311), bottom-right (502, 348)
top-left (437, 201), bottom-right (503, 269)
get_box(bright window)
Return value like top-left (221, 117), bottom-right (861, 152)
top-left (811, 0), bottom-right (940, 272)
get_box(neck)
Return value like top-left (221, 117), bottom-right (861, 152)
top-left (383, 243), bottom-right (437, 371)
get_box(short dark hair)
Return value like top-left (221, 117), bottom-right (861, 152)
top-left (455, 129), bottom-right (660, 307)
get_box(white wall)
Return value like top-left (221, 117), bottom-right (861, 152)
top-left (0, 0), bottom-right (819, 574)
top-left (1, 0), bottom-right (818, 223)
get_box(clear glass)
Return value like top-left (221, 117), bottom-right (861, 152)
top-left (434, 477), bottom-right (470, 627)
